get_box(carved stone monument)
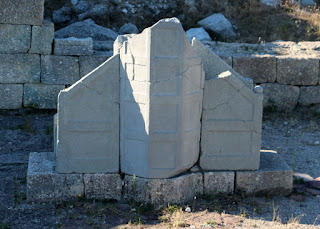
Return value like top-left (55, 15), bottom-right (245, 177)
top-left (119, 18), bottom-right (204, 178)
top-left (27, 18), bottom-right (292, 205)
top-left (192, 40), bottom-right (263, 170)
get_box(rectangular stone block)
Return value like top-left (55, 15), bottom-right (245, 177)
top-left (56, 55), bottom-right (120, 173)
top-left (54, 38), bottom-right (94, 56)
top-left (236, 150), bottom-right (293, 196)
top-left (200, 71), bottom-right (263, 171)
top-left (299, 86), bottom-right (320, 106)
top-left (29, 21), bottom-right (54, 55)
top-left (24, 84), bottom-right (65, 109)
top-left (233, 55), bottom-right (276, 83)
top-left (84, 174), bottom-right (122, 200)
top-left (261, 83), bottom-right (300, 111)
top-left (0, 24), bottom-right (31, 54)
top-left (204, 171), bottom-right (234, 195)
top-left (41, 55), bottom-right (80, 85)
top-left (0, 0), bottom-right (44, 25)
top-left (123, 173), bottom-right (203, 208)
top-left (79, 55), bottom-right (109, 77)
top-left (0, 54), bottom-right (40, 83)
top-left (27, 152), bottom-right (84, 202)
top-left (0, 84), bottom-right (23, 109)
top-left (277, 57), bottom-right (319, 85)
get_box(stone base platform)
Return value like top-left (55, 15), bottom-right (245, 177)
top-left (236, 150), bottom-right (293, 196)
top-left (27, 151), bottom-right (293, 206)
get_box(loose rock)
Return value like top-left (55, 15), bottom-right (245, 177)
top-left (55, 19), bottom-right (118, 42)
top-left (119, 23), bottom-right (139, 35)
top-left (198, 13), bottom-right (236, 39)
top-left (186, 27), bottom-right (212, 44)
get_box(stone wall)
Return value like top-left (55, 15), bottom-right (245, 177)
top-left (0, 2), bottom-right (111, 110)
top-left (0, 0), bottom-right (319, 112)
top-left (212, 41), bottom-right (320, 112)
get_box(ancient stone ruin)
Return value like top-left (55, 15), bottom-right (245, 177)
top-left (27, 18), bottom-right (293, 207)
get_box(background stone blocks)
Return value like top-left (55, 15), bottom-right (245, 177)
top-left (233, 56), bottom-right (277, 83)
top-left (277, 57), bottom-right (319, 86)
top-left (299, 86), bottom-right (320, 106)
top-left (261, 83), bottom-right (300, 111)
top-left (29, 21), bottom-right (54, 55)
top-left (235, 150), bottom-right (293, 196)
top-left (0, 24), bottom-right (31, 54)
top-left (41, 55), bottom-right (80, 85)
top-left (24, 84), bottom-right (65, 109)
top-left (204, 172), bottom-right (234, 195)
top-left (0, 54), bottom-right (40, 83)
top-left (123, 173), bottom-right (203, 208)
top-left (54, 37), bottom-right (94, 56)
top-left (84, 174), bottom-right (122, 200)
top-left (0, 84), bottom-right (23, 109)
top-left (0, 0), bottom-right (44, 25)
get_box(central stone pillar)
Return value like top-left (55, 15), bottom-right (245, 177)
top-left (120, 18), bottom-right (204, 178)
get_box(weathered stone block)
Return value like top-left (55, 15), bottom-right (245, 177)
top-left (120, 18), bottom-right (204, 179)
top-left (54, 37), bottom-right (93, 56)
top-left (29, 21), bottom-right (54, 55)
top-left (261, 83), bottom-right (300, 111)
top-left (200, 71), bottom-right (263, 171)
top-left (236, 150), bottom-right (293, 196)
top-left (56, 55), bottom-right (119, 173)
top-left (204, 172), bottom-right (234, 195)
top-left (24, 84), bottom-right (65, 109)
top-left (0, 0), bottom-right (44, 25)
top-left (299, 86), bottom-right (320, 106)
top-left (277, 57), bottom-right (319, 86)
top-left (0, 54), bottom-right (40, 83)
top-left (233, 55), bottom-right (276, 83)
top-left (84, 174), bottom-right (122, 200)
top-left (41, 55), bottom-right (80, 85)
top-left (123, 173), bottom-right (203, 208)
top-left (27, 152), bottom-right (84, 202)
top-left (0, 24), bottom-right (31, 54)
top-left (0, 84), bottom-right (23, 109)
top-left (79, 55), bottom-right (109, 77)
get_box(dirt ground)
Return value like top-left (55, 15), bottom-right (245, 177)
top-left (0, 108), bottom-right (319, 229)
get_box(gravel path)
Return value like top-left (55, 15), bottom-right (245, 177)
top-left (0, 108), bottom-right (319, 228)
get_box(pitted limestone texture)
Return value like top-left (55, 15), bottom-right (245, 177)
top-left (27, 152), bottom-right (84, 202)
top-left (120, 18), bottom-right (204, 178)
top-left (236, 150), bottom-right (293, 196)
top-left (123, 173), bottom-right (203, 209)
top-left (55, 55), bottom-right (120, 173)
top-left (192, 40), bottom-right (263, 171)
top-left (0, 0), bottom-right (44, 25)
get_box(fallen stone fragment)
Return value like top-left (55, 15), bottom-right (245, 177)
top-left (186, 28), bottom-right (212, 44)
top-left (198, 13), bottom-right (236, 39)
top-left (294, 173), bottom-right (314, 182)
top-left (307, 178), bottom-right (320, 190)
top-left (55, 19), bottom-right (118, 42)
top-left (305, 187), bottom-right (320, 195)
top-left (119, 23), bottom-right (139, 35)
